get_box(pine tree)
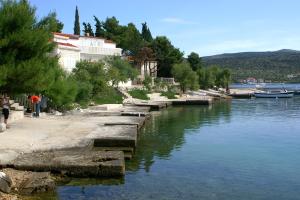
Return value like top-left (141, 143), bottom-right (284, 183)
top-left (83, 22), bottom-right (94, 36)
top-left (74, 6), bottom-right (80, 35)
top-left (0, 0), bottom-right (64, 93)
top-left (87, 23), bottom-right (94, 36)
top-left (141, 22), bottom-right (153, 42)
top-left (94, 16), bottom-right (105, 37)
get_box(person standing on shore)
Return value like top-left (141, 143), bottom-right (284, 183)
top-left (28, 95), bottom-right (41, 117)
top-left (1, 94), bottom-right (10, 127)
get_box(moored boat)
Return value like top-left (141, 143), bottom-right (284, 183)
top-left (254, 90), bottom-right (294, 98)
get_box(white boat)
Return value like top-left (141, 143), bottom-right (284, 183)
top-left (255, 83), bottom-right (266, 88)
top-left (254, 90), bottom-right (294, 98)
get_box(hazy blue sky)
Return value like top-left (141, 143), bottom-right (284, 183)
top-left (29, 0), bottom-right (300, 56)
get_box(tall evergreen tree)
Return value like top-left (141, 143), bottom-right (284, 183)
top-left (119, 23), bottom-right (144, 55)
top-left (87, 23), bottom-right (94, 36)
top-left (73, 6), bottom-right (80, 35)
top-left (141, 22), bottom-right (153, 42)
top-left (151, 36), bottom-right (184, 77)
top-left (102, 16), bottom-right (124, 42)
top-left (83, 22), bottom-right (94, 36)
top-left (37, 12), bottom-right (64, 33)
top-left (94, 16), bottom-right (105, 37)
top-left (82, 22), bottom-right (87, 35)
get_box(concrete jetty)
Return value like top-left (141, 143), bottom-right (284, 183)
top-left (2, 150), bottom-right (125, 177)
top-left (0, 105), bottom-right (150, 178)
top-left (171, 97), bottom-right (213, 105)
top-left (229, 89), bottom-right (256, 98)
top-left (0, 96), bottom-right (217, 179)
top-left (125, 101), bottom-right (167, 111)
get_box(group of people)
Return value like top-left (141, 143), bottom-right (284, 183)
top-left (1, 93), bottom-right (45, 128)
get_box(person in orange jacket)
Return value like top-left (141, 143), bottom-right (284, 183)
top-left (28, 95), bottom-right (41, 117)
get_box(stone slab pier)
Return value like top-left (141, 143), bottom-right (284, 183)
top-left (1, 150), bottom-right (125, 177)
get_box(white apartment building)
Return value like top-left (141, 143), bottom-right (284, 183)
top-left (53, 32), bottom-right (122, 72)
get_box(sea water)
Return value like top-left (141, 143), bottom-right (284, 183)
top-left (32, 97), bottom-right (300, 200)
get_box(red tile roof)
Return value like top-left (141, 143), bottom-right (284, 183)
top-left (54, 32), bottom-right (80, 40)
top-left (56, 42), bottom-right (78, 48)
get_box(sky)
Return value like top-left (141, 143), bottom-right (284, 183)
top-left (29, 0), bottom-right (300, 56)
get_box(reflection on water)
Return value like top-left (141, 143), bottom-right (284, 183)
top-left (127, 101), bottom-right (232, 173)
top-left (30, 98), bottom-right (300, 200)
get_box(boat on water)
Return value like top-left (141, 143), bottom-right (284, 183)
top-left (254, 90), bottom-right (294, 98)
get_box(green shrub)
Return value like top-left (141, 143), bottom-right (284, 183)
top-left (93, 87), bottom-right (123, 104)
top-left (143, 75), bottom-right (152, 91)
top-left (128, 89), bottom-right (150, 100)
top-left (161, 91), bottom-right (177, 99)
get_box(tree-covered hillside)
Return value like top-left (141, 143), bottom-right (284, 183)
top-left (203, 49), bottom-right (300, 82)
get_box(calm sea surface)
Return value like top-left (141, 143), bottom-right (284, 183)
top-left (33, 96), bottom-right (300, 200)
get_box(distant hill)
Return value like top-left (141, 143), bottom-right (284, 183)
top-left (202, 49), bottom-right (300, 82)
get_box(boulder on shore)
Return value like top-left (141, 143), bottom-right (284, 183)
top-left (2, 168), bottom-right (55, 195)
top-left (0, 192), bottom-right (18, 200)
top-left (0, 172), bottom-right (12, 193)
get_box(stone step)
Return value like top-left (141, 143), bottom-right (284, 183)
top-left (9, 103), bottom-right (19, 109)
top-left (1, 150), bottom-right (125, 178)
top-left (0, 123), bottom-right (6, 132)
top-left (9, 102), bottom-right (24, 111)
top-left (9, 100), bottom-right (14, 105)
top-left (93, 147), bottom-right (134, 153)
top-left (93, 148), bottom-right (133, 160)
top-left (93, 125), bottom-right (138, 148)
top-left (10, 106), bottom-right (24, 111)
top-left (121, 112), bottom-right (149, 117)
top-left (8, 110), bottom-right (24, 123)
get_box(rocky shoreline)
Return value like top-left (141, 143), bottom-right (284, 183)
top-left (0, 97), bottom-right (215, 199)
top-left (0, 168), bottom-right (55, 199)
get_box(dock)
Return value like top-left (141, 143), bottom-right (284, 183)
top-left (228, 89), bottom-right (256, 98)
top-left (125, 101), bottom-right (167, 111)
top-left (171, 98), bottom-right (213, 105)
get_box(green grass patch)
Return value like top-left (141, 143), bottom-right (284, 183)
top-left (94, 87), bottom-right (123, 104)
top-left (128, 89), bottom-right (150, 100)
top-left (161, 91), bottom-right (177, 99)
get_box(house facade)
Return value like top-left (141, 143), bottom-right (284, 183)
top-left (53, 33), bottom-right (122, 72)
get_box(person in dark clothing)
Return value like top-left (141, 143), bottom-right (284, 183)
top-left (1, 94), bottom-right (10, 127)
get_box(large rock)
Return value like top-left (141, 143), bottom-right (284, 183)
top-left (0, 192), bottom-right (18, 200)
top-left (3, 168), bottom-right (55, 195)
top-left (0, 172), bottom-right (12, 193)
